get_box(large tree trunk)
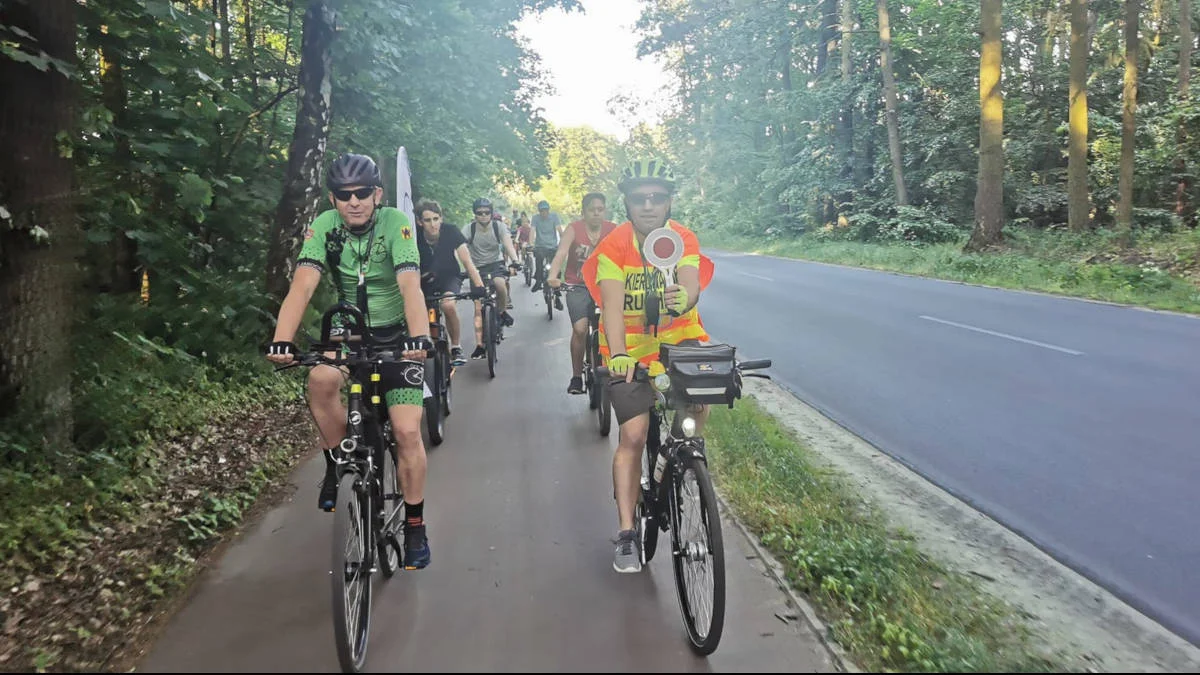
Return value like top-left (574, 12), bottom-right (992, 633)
top-left (1118, 0), bottom-right (1139, 237)
top-left (265, 0), bottom-right (335, 306)
top-left (968, 0), bottom-right (1005, 251)
top-left (1177, 0), bottom-right (1192, 223)
top-left (0, 0), bottom-right (78, 447)
top-left (1069, 0), bottom-right (1091, 232)
top-left (877, 0), bottom-right (908, 206)
top-left (817, 0), bottom-right (837, 77)
top-left (97, 30), bottom-right (140, 294)
top-left (838, 0), bottom-right (855, 218)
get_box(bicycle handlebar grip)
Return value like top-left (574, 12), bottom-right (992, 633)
top-left (738, 359), bottom-right (772, 371)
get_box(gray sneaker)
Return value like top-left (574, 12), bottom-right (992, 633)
top-left (613, 529), bottom-right (641, 573)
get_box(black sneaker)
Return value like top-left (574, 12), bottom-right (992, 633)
top-left (568, 376), bottom-right (584, 395)
top-left (501, 311), bottom-right (514, 327)
top-left (318, 452), bottom-right (338, 512)
top-left (471, 345), bottom-right (487, 360)
top-left (404, 524), bottom-right (431, 570)
top-left (531, 280), bottom-right (542, 292)
top-left (554, 294), bottom-right (564, 311)
top-left (451, 346), bottom-right (466, 366)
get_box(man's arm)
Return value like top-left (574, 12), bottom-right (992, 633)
top-left (456, 244), bottom-right (486, 288)
top-left (272, 266), bottom-right (321, 343)
top-left (546, 224), bottom-right (576, 286)
top-left (666, 264), bottom-right (701, 315)
top-left (500, 227), bottom-right (520, 265)
top-left (397, 268), bottom-right (431, 338)
top-left (599, 277), bottom-right (627, 357)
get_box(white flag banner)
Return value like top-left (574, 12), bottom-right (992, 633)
top-left (395, 146), bottom-right (415, 226)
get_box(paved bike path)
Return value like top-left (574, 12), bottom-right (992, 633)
top-left (138, 285), bottom-right (835, 672)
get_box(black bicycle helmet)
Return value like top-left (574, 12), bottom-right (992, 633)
top-left (472, 197), bottom-right (493, 211)
top-left (326, 153), bottom-right (382, 190)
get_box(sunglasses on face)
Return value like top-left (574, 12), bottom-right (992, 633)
top-left (332, 187), bottom-right (376, 202)
top-left (628, 192), bottom-right (671, 208)
top-left (475, 210), bottom-right (492, 216)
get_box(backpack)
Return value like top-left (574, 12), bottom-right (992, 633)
top-left (468, 219), bottom-right (502, 245)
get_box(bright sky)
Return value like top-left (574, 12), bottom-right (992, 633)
top-left (516, 0), bottom-right (675, 140)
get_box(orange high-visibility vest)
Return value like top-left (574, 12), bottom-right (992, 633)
top-left (582, 221), bottom-right (715, 366)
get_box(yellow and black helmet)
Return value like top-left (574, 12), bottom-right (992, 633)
top-left (617, 157), bottom-right (677, 194)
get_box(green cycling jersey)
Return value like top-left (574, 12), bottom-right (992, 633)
top-left (297, 207), bottom-right (420, 328)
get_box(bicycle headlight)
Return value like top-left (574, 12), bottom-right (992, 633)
top-left (653, 373), bottom-right (671, 392)
top-left (681, 417), bottom-right (697, 438)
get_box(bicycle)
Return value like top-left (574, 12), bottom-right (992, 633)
top-left (476, 264), bottom-right (519, 378)
top-left (561, 283), bottom-right (610, 436)
top-left (423, 288), bottom-right (478, 445)
top-left (521, 246), bottom-right (534, 287)
top-left (600, 344), bottom-right (771, 656)
top-left (278, 302), bottom-right (420, 673)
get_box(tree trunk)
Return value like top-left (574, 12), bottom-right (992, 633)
top-left (1177, 0), bottom-right (1192, 223)
top-left (1069, 0), bottom-right (1091, 232)
top-left (839, 0), bottom-right (855, 216)
top-left (244, 0), bottom-right (259, 104)
top-left (877, 0), bottom-right (908, 206)
top-left (1118, 0), bottom-right (1139, 236)
top-left (265, 0), bottom-right (335, 306)
top-left (218, 0), bottom-right (232, 90)
top-left (968, 0), bottom-right (1005, 251)
top-left (0, 0), bottom-right (78, 448)
top-left (817, 0), bottom-right (837, 77)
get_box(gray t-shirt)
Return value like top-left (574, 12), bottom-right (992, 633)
top-left (465, 220), bottom-right (507, 266)
top-left (531, 212), bottom-right (562, 250)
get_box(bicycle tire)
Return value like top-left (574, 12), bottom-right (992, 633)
top-left (545, 287), bottom-right (554, 321)
top-left (587, 332), bottom-right (600, 411)
top-left (425, 355), bottom-right (445, 446)
top-left (331, 472), bottom-right (373, 673)
top-left (485, 305), bottom-right (497, 378)
top-left (638, 448), bottom-right (658, 563)
top-left (377, 436), bottom-right (402, 577)
top-left (669, 456), bottom-right (726, 656)
top-left (440, 345), bottom-right (453, 416)
top-left (597, 381), bottom-right (611, 437)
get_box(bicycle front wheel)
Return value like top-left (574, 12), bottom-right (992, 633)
top-left (331, 472), bottom-right (373, 672)
top-left (378, 437), bottom-right (403, 578)
top-left (669, 456), bottom-right (726, 656)
top-left (425, 355), bottom-right (445, 446)
top-left (485, 305), bottom-right (498, 378)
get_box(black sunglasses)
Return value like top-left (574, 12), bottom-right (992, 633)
top-left (475, 210), bottom-right (492, 216)
top-left (332, 187), bottom-right (376, 202)
top-left (628, 192), bottom-right (671, 207)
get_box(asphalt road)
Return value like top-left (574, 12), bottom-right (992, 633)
top-left (701, 250), bottom-right (1200, 646)
top-left (139, 283), bottom-right (834, 672)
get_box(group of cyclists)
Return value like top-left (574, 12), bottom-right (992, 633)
top-left (265, 152), bottom-right (709, 574)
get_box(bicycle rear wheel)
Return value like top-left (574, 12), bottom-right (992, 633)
top-left (597, 379), bottom-right (611, 437)
top-left (378, 437), bottom-right (403, 577)
top-left (669, 455), bottom-right (726, 656)
top-left (586, 332), bottom-right (600, 411)
top-left (331, 472), bottom-right (373, 672)
top-left (638, 446), bottom-right (658, 564)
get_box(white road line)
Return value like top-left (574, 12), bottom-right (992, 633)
top-left (737, 271), bottom-right (775, 282)
top-left (919, 315), bottom-right (1085, 356)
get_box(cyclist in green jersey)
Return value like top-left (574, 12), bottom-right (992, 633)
top-left (266, 153), bottom-right (434, 569)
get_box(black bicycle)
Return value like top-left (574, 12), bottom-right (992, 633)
top-left (522, 246), bottom-right (534, 287)
top-left (562, 283), bottom-right (610, 436)
top-left (477, 265), bottom-right (519, 378)
top-left (542, 266), bottom-right (558, 321)
top-left (424, 290), bottom-right (471, 445)
top-left (601, 344), bottom-right (770, 656)
top-left (279, 302), bottom-right (419, 673)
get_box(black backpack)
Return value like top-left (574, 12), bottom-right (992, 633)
top-left (468, 219), bottom-right (502, 245)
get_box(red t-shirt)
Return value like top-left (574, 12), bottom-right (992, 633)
top-left (565, 219), bottom-right (617, 284)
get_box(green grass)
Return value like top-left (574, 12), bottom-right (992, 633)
top-left (703, 227), bottom-right (1200, 314)
top-left (705, 399), bottom-right (1065, 672)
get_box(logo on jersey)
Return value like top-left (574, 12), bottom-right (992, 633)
top-left (401, 226), bottom-right (413, 240)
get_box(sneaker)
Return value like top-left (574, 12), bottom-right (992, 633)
top-left (554, 294), bottom-right (564, 311)
top-left (404, 524), bottom-right (431, 570)
top-left (318, 452), bottom-right (338, 512)
top-left (451, 346), bottom-right (466, 366)
top-left (613, 529), bottom-right (641, 573)
top-left (506, 301), bottom-right (514, 310)
top-left (568, 376), bottom-right (584, 395)
top-left (531, 280), bottom-right (542, 292)
top-left (501, 311), bottom-right (514, 327)
top-left (470, 345), bottom-right (487, 360)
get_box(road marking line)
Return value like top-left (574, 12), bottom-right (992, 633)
top-left (919, 315), bottom-right (1084, 355)
top-left (544, 337), bottom-right (567, 347)
top-left (737, 271), bottom-right (774, 282)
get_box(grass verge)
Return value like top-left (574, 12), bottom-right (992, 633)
top-left (705, 398), bottom-right (1065, 672)
top-left (703, 228), bottom-right (1200, 314)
